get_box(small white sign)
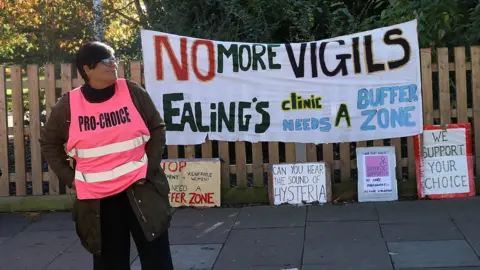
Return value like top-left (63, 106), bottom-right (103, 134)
top-left (269, 162), bottom-right (331, 205)
top-left (416, 124), bottom-right (475, 199)
top-left (357, 146), bottom-right (398, 202)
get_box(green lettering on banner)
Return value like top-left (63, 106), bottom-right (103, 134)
top-left (217, 44), bottom-right (239, 73)
top-left (217, 43), bottom-right (282, 73)
top-left (335, 104), bottom-right (352, 128)
top-left (163, 93), bottom-right (270, 134)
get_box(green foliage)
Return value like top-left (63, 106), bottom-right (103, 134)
top-left (1, 0), bottom-right (480, 66)
top-left (139, 0), bottom-right (480, 49)
top-left (141, 0), bottom-right (329, 43)
top-left (328, 0), bottom-right (479, 49)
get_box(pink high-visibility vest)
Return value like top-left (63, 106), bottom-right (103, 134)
top-left (66, 79), bottom-right (150, 200)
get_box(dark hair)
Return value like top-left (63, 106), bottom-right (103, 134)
top-left (75, 41), bottom-right (115, 82)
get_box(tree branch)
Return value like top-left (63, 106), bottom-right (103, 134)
top-left (134, 0), bottom-right (151, 28)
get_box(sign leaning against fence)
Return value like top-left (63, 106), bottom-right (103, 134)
top-left (141, 20), bottom-right (422, 145)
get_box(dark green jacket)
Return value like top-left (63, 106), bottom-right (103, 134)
top-left (39, 80), bottom-right (171, 255)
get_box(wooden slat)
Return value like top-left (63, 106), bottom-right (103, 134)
top-left (421, 49), bottom-right (434, 125)
top-left (184, 145), bottom-right (195, 158)
top-left (438, 48), bottom-right (451, 124)
top-left (391, 138), bottom-right (402, 179)
top-left (235, 142), bottom-right (247, 188)
top-left (268, 142), bottom-right (280, 164)
top-left (431, 62), bottom-right (471, 72)
top-left (27, 65), bottom-right (43, 195)
top-left (322, 144), bottom-right (334, 180)
top-left (130, 61), bottom-right (142, 84)
top-left (285, 143), bottom-right (296, 163)
top-left (118, 61), bottom-right (125, 78)
top-left (356, 141), bottom-right (367, 148)
top-left (0, 67), bottom-right (8, 196)
top-left (11, 66), bottom-right (26, 195)
top-left (373, 140), bottom-right (383, 147)
top-left (218, 142), bottom-right (230, 188)
top-left (44, 64), bottom-right (59, 195)
top-left (167, 146), bottom-right (178, 158)
top-left (201, 139), bottom-right (212, 158)
top-left (306, 143), bottom-right (317, 162)
top-left (471, 46), bottom-right (480, 178)
top-left (340, 142), bottom-right (351, 182)
top-left (252, 143), bottom-right (264, 187)
top-left (61, 64), bottom-right (72, 95)
top-left (454, 47), bottom-right (468, 123)
top-left (407, 136), bottom-right (415, 180)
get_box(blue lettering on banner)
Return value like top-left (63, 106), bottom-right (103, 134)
top-left (283, 117), bottom-right (332, 132)
top-left (357, 84), bottom-right (418, 131)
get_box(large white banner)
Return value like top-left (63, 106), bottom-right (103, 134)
top-left (141, 20), bottom-right (422, 145)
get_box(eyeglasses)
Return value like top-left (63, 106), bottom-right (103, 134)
top-left (99, 58), bottom-right (119, 66)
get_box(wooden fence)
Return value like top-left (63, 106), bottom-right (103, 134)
top-left (0, 46), bottom-right (479, 203)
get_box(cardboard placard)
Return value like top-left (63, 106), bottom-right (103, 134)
top-left (268, 162), bottom-right (332, 205)
top-left (357, 146), bottom-right (398, 202)
top-left (414, 123), bottom-right (475, 199)
top-left (162, 158), bottom-right (221, 207)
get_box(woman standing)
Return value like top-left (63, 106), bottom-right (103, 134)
top-left (40, 41), bottom-right (174, 270)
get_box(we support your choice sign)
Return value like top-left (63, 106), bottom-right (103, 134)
top-left (141, 20), bottom-right (422, 145)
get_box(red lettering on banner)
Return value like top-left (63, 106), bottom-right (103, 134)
top-left (161, 161), bottom-right (188, 173)
top-left (192, 40), bottom-right (216, 82)
top-left (154, 35), bottom-right (216, 82)
top-left (154, 36), bottom-right (188, 81)
top-left (170, 192), bottom-right (187, 203)
top-left (189, 192), bottom-right (215, 205)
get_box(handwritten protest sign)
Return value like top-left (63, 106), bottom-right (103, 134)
top-left (141, 20), bottom-right (422, 145)
top-left (269, 162), bottom-right (331, 205)
top-left (357, 146), bottom-right (398, 202)
top-left (162, 158), bottom-right (221, 207)
top-left (414, 124), bottom-right (475, 199)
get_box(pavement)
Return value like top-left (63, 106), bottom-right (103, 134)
top-left (1, 198), bottom-right (480, 270)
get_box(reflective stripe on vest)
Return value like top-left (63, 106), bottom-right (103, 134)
top-left (67, 135), bottom-right (150, 158)
top-left (75, 153), bottom-right (148, 183)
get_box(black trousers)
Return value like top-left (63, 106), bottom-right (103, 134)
top-left (93, 191), bottom-right (174, 270)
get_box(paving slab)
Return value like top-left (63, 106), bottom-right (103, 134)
top-left (168, 226), bottom-right (231, 245)
top-left (302, 242), bottom-right (393, 269)
top-left (0, 230), bottom-right (78, 270)
top-left (307, 203), bottom-right (377, 222)
top-left (169, 208), bottom-right (238, 245)
top-left (303, 221), bottom-right (391, 269)
top-left (306, 221), bottom-right (383, 243)
top-left (247, 266), bottom-right (302, 270)
top-left (444, 197), bottom-right (480, 221)
top-left (381, 221), bottom-right (464, 242)
top-left (233, 205), bottom-right (306, 229)
top-left (213, 228), bottom-right (304, 270)
top-left (0, 213), bottom-right (31, 237)
top-left (133, 244), bottom-right (222, 270)
top-left (43, 241), bottom-right (92, 270)
top-left (45, 237), bottom-right (138, 270)
top-left (170, 208), bottom-right (240, 228)
top-left (24, 212), bottom-right (74, 232)
top-left (376, 200), bottom-right (450, 223)
top-left (0, 237), bottom-right (9, 244)
top-left (454, 219), bottom-right (480, 256)
top-left (387, 240), bottom-right (480, 269)
top-left (396, 267), bottom-right (480, 270)
top-left (302, 265), bottom-right (389, 270)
